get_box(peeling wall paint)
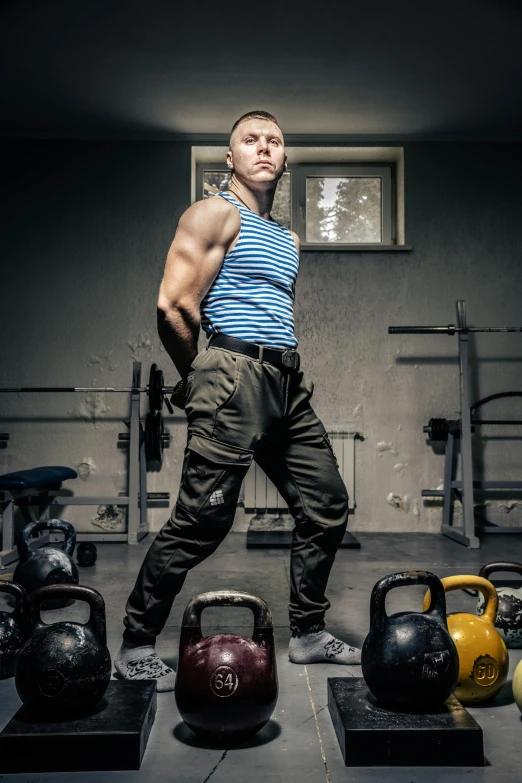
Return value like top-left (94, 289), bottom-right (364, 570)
top-left (377, 441), bottom-right (399, 456)
top-left (127, 336), bottom-right (153, 360)
top-left (387, 493), bottom-right (411, 513)
top-left (78, 392), bottom-right (111, 423)
top-left (78, 457), bottom-right (96, 480)
top-left (91, 504), bottom-right (125, 531)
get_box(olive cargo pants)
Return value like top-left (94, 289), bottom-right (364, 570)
top-left (123, 344), bottom-right (349, 642)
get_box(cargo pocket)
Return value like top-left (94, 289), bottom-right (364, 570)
top-left (177, 434), bottom-right (253, 527)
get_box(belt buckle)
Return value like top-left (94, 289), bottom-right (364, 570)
top-left (282, 350), bottom-right (299, 370)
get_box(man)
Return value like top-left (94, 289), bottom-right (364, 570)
top-left (115, 111), bottom-right (361, 691)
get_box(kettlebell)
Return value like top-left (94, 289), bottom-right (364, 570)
top-left (361, 571), bottom-right (459, 707)
top-left (477, 562), bottom-right (522, 648)
top-left (14, 520), bottom-right (79, 608)
top-left (513, 659), bottom-right (522, 714)
top-left (0, 582), bottom-right (30, 679)
top-left (175, 590), bottom-right (278, 740)
top-left (423, 575), bottom-right (509, 704)
top-left (15, 584), bottom-right (111, 716)
top-left (77, 542), bottom-right (98, 568)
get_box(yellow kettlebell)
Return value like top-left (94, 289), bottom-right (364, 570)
top-left (513, 659), bottom-right (522, 714)
top-left (424, 575), bottom-right (509, 704)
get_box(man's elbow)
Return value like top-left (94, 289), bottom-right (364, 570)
top-left (157, 297), bottom-right (199, 325)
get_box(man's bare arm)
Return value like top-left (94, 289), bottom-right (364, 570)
top-left (157, 197), bottom-right (239, 381)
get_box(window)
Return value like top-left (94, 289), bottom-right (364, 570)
top-left (295, 166), bottom-right (392, 244)
top-left (193, 147), bottom-right (405, 249)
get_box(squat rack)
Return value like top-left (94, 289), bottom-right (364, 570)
top-left (389, 300), bottom-right (522, 549)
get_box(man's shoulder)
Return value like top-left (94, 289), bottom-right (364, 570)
top-left (179, 194), bottom-right (240, 245)
top-left (185, 194), bottom-right (238, 222)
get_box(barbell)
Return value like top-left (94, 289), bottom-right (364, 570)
top-left (0, 364), bottom-right (174, 415)
top-left (389, 325), bottom-right (522, 335)
top-left (1, 364), bottom-right (173, 465)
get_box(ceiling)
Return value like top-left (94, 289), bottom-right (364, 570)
top-left (2, 0), bottom-right (522, 139)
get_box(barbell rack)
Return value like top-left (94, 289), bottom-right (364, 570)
top-left (389, 300), bottom-right (522, 549)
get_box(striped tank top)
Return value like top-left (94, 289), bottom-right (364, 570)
top-left (200, 191), bottom-right (299, 349)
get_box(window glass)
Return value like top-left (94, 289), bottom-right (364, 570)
top-left (306, 177), bottom-right (382, 243)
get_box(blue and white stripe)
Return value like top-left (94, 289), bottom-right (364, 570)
top-left (200, 191), bottom-right (299, 349)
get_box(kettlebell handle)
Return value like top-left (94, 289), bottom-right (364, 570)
top-left (181, 590), bottom-right (273, 631)
top-left (423, 575), bottom-right (498, 624)
top-left (0, 582), bottom-right (30, 628)
top-left (370, 571), bottom-right (447, 633)
top-left (479, 561), bottom-right (522, 581)
top-left (17, 519), bottom-right (76, 561)
top-left (28, 584), bottom-right (107, 643)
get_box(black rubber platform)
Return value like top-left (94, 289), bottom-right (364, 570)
top-left (0, 680), bottom-right (157, 773)
top-left (328, 677), bottom-right (484, 767)
top-left (247, 529), bottom-right (361, 548)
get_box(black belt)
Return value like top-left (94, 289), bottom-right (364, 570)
top-left (209, 334), bottom-right (300, 370)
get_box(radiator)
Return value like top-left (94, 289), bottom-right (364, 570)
top-left (244, 431), bottom-right (356, 513)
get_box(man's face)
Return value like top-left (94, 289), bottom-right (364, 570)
top-left (227, 118), bottom-right (286, 186)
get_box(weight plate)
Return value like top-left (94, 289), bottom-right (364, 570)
top-left (427, 418), bottom-right (450, 442)
top-left (148, 363), bottom-right (164, 414)
top-left (145, 412), bottom-right (163, 463)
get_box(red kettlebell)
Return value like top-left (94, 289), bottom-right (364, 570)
top-left (175, 590), bottom-right (278, 740)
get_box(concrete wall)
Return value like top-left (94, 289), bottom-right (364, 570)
top-left (2, 140), bottom-right (521, 535)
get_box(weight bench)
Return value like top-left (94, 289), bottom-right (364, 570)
top-left (0, 466), bottom-right (77, 568)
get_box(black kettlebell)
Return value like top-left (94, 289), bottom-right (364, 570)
top-left (15, 584), bottom-right (111, 716)
top-left (0, 582), bottom-right (30, 679)
top-left (175, 590), bottom-right (278, 740)
top-left (14, 520), bottom-right (79, 608)
top-left (77, 542), bottom-right (98, 567)
top-left (361, 571), bottom-right (459, 708)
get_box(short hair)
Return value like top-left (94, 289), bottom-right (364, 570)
top-left (229, 111), bottom-right (281, 146)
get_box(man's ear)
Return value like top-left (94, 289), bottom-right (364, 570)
top-left (284, 155), bottom-right (288, 170)
top-left (226, 149), bottom-right (233, 170)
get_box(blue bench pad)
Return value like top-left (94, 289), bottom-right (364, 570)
top-left (0, 467), bottom-right (78, 491)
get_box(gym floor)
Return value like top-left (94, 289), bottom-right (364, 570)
top-left (0, 531), bottom-right (520, 782)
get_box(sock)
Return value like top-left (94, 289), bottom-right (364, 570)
top-left (288, 630), bottom-right (361, 665)
top-left (114, 642), bottom-right (176, 692)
